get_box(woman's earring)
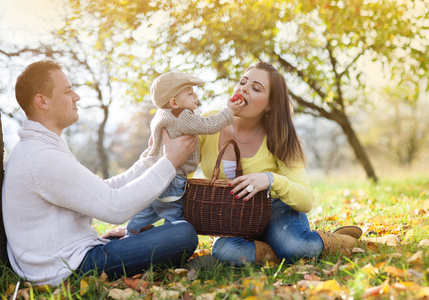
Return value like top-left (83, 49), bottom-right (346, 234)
top-left (265, 107), bottom-right (270, 118)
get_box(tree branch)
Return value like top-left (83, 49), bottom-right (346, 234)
top-left (276, 53), bottom-right (327, 100)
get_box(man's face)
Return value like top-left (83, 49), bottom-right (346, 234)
top-left (45, 70), bottom-right (80, 131)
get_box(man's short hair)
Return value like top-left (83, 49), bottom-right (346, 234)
top-left (15, 60), bottom-right (62, 116)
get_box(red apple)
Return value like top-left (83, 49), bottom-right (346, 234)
top-left (231, 93), bottom-right (244, 102)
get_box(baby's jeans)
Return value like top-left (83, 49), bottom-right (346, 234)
top-left (212, 198), bottom-right (324, 265)
top-left (126, 175), bottom-right (186, 234)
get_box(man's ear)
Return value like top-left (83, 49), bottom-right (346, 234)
top-left (34, 94), bottom-right (49, 111)
top-left (169, 98), bottom-right (180, 109)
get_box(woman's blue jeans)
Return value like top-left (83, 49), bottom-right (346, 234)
top-left (77, 221), bottom-right (198, 279)
top-left (212, 199), bottom-right (324, 265)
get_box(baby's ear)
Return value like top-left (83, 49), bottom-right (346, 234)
top-left (169, 98), bottom-right (180, 109)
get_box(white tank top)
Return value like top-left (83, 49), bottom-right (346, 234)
top-left (222, 160), bottom-right (237, 179)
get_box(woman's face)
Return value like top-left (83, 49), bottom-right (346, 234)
top-left (233, 67), bottom-right (270, 120)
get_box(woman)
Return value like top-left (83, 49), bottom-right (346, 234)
top-left (198, 62), bottom-right (362, 265)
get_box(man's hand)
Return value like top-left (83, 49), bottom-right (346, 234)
top-left (101, 226), bottom-right (126, 239)
top-left (163, 128), bottom-right (196, 169)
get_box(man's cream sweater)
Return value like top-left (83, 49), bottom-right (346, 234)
top-left (2, 120), bottom-right (176, 285)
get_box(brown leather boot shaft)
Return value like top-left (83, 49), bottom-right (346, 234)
top-left (254, 240), bottom-right (281, 264)
top-left (316, 231), bottom-right (360, 256)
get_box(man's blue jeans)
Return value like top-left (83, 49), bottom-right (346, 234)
top-left (77, 221), bottom-right (198, 279)
top-left (212, 199), bottom-right (324, 265)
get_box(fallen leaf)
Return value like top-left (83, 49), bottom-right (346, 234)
top-left (122, 277), bottom-right (147, 291)
top-left (363, 234), bottom-right (400, 247)
top-left (392, 281), bottom-right (419, 291)
top-left (80, 278), bottom-right (89, 296)
top-left (187, 268), bottom-right (199, 281)
top-left (416, 287), bottom-right (429, 298)
top-left (352, 247), bottom-right (366, 253)
top-left (5, 284), bottom-right (16, 297)
top-left (296, 280), bottom-right (324, 287)
top-left (362, 285), bottom-right (383, 298)
top-left (418, 239), bottom-right (429, 247)
top-left (322, 259), bottom-right (341, 276)
top-left (99, 272), bottom-right (109, 282)
top-left (167, 282), bottom-right (187, 293)
top-left (242, 276), bottom-right (266, 296)
top-left (108, 288), bottom-right (136, 300)
top-left (17, 289), bottom-right (29, 300)
top-left (313, 279), bottom-right (343, 293)
top-left (362, 279), bottom-right (390, 298)
top-left (407, 269), bottom-right (424, 279)
top-left (384, 265), bottom-right (405, 278)
top-left (404, 229), bottom-right (415, 241)
top-left (361, 263), bottom-right (378, 277)
top-left (158, 290), bottom-right (181, 299)
top-left (407, 250), bottom-right (424, 265)
top-left (174, 268), bottom-right (189, 275)
top-left (304, 272), bottom-right (322, 281)
top-left (195, 292), bottom-right (216, 300)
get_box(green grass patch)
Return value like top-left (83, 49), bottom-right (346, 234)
top-left (2, 176), bottom-right (429, 299)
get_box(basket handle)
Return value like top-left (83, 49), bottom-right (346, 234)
top-left (209, 139), bottom-right (243, 186)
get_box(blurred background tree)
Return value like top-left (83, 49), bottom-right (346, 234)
top-left (60, 0), bottom-right (429, 182)
top-left (1, 0), bottom-right (428, 180)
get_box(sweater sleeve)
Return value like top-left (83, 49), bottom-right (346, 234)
top-left (271, 160), bottom-right (315, 213)
top-left (176, 108), bottom-right (233, 135)
top-left (31, 149), bottom-right (176, 224)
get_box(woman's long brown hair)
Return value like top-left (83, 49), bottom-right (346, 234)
top-left (246, 62), bottom-right (306, 167)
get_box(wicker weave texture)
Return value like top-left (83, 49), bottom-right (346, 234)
top-left (184, 139), bottom-right (272, 238)
top-left (184, 180), bottom-right (271, 237)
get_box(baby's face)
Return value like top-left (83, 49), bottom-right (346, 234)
top-left (175, 86), bottom-right (198, 110)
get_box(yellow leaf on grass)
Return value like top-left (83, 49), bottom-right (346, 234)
top-left (407, 250), bottom-right (424, 265)
top-left (195, 292), bottom-right (216, 300)
top-left (313, 279), bottom-right (342, 293)
top-left (108, 288), bottom-right (136, 300)
top-left (418, 239), bottom-right (429, 247)
top-left (384, 266), bottom-right (405, 278)
top-left (361, 263), bottom-right (377, 277)
top-left (422, 199), bottom-right (429, 210)
top-left (242, 277), bottom-right (266, 295)
top-left (174, 268), bottom-right (189, 275)
top-left (80, 278), bottom-right (89, 296)
top-left (404, 229), bottom-right (415, 241)
top-left (417, 287), bottom-right (429, 298)
top-left (392, 281), bottom-right (419, 291)
top-left (5, 284), bottom-right (16, 297)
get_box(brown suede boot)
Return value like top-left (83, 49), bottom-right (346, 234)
top-left (333, 226), bottom-right (363, 239)
top-left (316, 231), bottom-right (361, 256)
top-left (254, 241), bottom-right (281, 265)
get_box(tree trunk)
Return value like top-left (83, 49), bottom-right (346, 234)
top-left (98, 105), bottom-right (109, 179)
top-left (0, 115), bottom-right (9, 266)
top-left (335, 112), bottom-right (378, 183)
top-left (291, 93), bottom-right (378, 182)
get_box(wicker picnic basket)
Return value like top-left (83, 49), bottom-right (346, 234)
top-left (184, 139), bottom-right (272, 238)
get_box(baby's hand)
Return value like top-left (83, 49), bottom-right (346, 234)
top-left (228, 93), bottom-right (245, 116)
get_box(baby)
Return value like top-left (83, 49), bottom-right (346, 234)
top-left (126, 71), bottom-right (243, 235)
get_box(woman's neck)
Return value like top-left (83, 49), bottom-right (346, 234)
top-left (232, 117), bottom-right (262, 133)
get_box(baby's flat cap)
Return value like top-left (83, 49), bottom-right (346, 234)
top-left (150, 71), bottom-right (202, 108)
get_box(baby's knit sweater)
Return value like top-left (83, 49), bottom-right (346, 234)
top-left (141, 107), bottom-right (233, 177)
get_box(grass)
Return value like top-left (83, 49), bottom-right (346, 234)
top-left (1, 175), bottom-right (429, 299)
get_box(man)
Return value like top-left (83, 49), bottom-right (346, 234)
top-left (2, 60), bottom-right (198, 286)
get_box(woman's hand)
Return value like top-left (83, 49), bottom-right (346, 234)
top-left (229, 173), bottom-right (271, 202)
